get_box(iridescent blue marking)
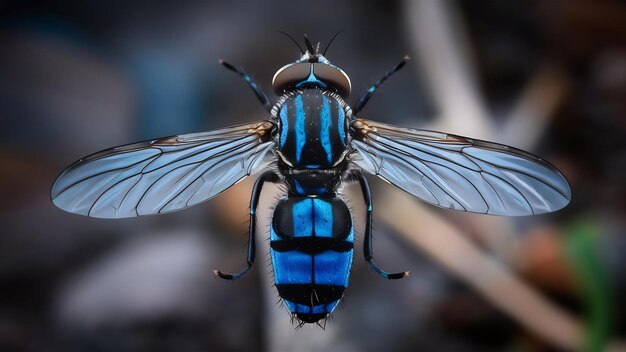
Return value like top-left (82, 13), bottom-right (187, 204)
top-left (346, 227), bottom-right (355, 242)
top-left (295, 66), bottom-right (327, 89)
top-left (314, 250), bottom-right (353, 286)
top-left (337, 103), bottom-right (346, 144)
top-left (292, 198), bottom-right (312, 237)
top-left (272, 250), bottom-right (312, 285)
top-left (294, 95), bottom-right (305, 162)
top-left (312, 303), bottom-right (336, 314)
top-left (320, 96), bottom-right (333, 163)
top-left (295, 303), bottom-right (310, 313)
top-left (313, 199), bottom-right (333, 237)
top-left (283, 300), bottom-right (296, 312)
top-left (284, 300), bottom-right (339, 315)
top-left (311, 305), bottom-right (326, 314)
top-left (270, 225), bottom-right (278, 241)
top-left (279, 104), bottom-right (289, 148)
top-left (294, 179), bottom-right (306, 194)
top-left (326, 300), bottom-right (339, 312)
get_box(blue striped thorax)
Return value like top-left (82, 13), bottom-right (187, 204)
top-left (274, 89), bottom-right (350, 170)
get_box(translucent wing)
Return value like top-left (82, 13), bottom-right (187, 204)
top-left (349, 119), bottom-right (571, 216)
top-left (52, 121), bottom-right (276, 218)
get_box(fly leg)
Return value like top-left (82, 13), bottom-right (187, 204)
top-left (355, 172), bottom-right (409, 280)
top-left (214, 171), bottom-right (279, 280)
top-left (353, 56), bottom-right (410, 114)
top-left (220, 60), bottom-right (273, 112)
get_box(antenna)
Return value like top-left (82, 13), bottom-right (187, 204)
top-left (323, 29), bottom-right (346, 55)
top-left (278, 31), bottom-right (304, 54)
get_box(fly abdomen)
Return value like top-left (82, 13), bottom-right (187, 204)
top-left (270, 196), bottom-right (354, 324)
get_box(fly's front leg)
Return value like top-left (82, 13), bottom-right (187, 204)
top-left (219, 60), bottom-right (273, 112)
top-left (353, 56), bottom-right (410, 114)
top-left (214, 171), bottom-right (279, 280)
top-left (355, 172), bottom-right (409, 280)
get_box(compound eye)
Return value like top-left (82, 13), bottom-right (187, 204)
top-left (272, 63), bottom-right (310, 95)
top-left (313, 64), bottom-right (351, 98)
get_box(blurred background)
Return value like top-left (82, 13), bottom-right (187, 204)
top-left (1, 0), bottom-right (625, 351)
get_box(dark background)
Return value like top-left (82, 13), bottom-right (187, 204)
top-left (1, 1), bottom-right (625, 351)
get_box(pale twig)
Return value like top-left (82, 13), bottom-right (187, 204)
top-left (404, 0), bottom-right (492, 138)
top-left (500, 64), bottom-right (568, 149)
top-left (377, 189), bottom-right (585, 351)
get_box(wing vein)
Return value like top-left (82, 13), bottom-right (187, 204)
top-left (136, 136), bottom-right (258, 211)
top-left (465, 152), bottom-right (569, 200)
top-left (363, 140), bottom-right (464, 210)
top-left (372, 134), bottom-right (490, 211)
top-left (54, 154), bottom-right (159, 196)
top-left (155, 142), bottom-right (263, 213)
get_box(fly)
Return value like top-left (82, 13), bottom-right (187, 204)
top-left (51, 33), bottom-right (571, 327)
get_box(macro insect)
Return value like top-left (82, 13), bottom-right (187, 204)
top-left (51, 33), bottom-right (571, 326)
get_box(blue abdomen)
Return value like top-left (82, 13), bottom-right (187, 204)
top-left (277, 89), bottom-right (348, 169)
top-left (270, 196), bottom-right (353, 323)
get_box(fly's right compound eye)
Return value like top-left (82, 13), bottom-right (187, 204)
top-left (311, 64), bottom-right (351, 98)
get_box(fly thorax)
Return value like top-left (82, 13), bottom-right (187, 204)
top-left (272, 89), bottom-right (351, 170)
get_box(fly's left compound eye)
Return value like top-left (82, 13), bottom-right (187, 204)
top-left (272, 63), bottom-right (310, 95)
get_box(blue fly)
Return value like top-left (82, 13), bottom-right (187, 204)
top-left (51, 33), bottom-right (571, 327)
